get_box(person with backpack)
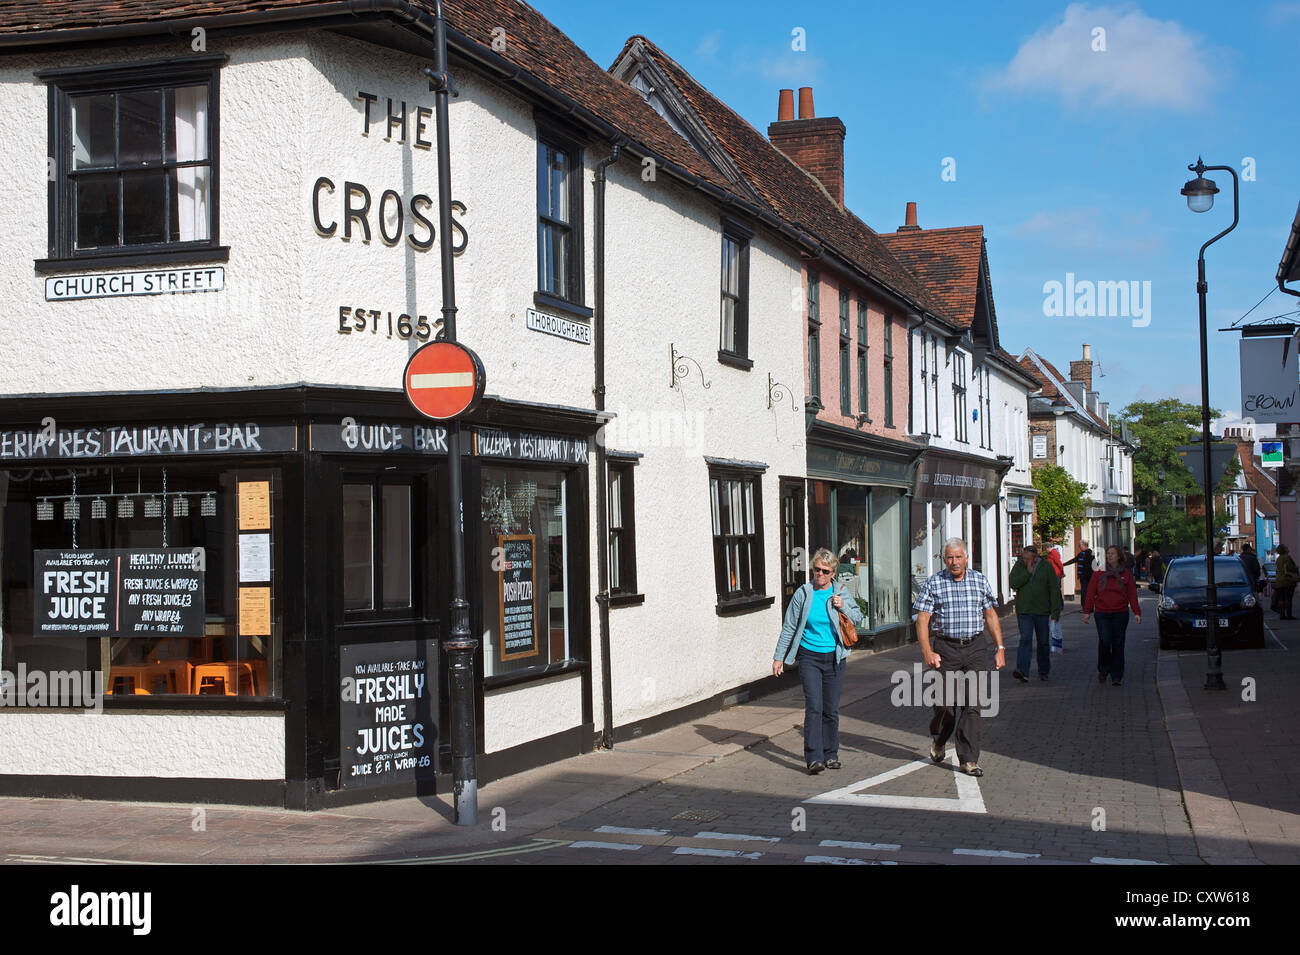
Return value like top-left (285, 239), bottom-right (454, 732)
top-left (772, 547), bottom-right (863, 775)
top-left (1082, 545), bottom-right (1141, 686)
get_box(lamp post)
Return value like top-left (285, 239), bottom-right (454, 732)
top-left (1180, 157), bottom-right (1238, 691)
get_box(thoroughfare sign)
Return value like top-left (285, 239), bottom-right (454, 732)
top-left (403, 341), bottom-right (485, 420)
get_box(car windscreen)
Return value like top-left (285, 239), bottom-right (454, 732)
top-left (1165, 562), bottom-right (1249, 589)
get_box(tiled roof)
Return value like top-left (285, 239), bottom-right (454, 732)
top-left (616, 35), bottom-right (960, 325)
top-left (1018, 348), bottom-right (1112, 434)
top-left (0, 1), bottom-right (740, 200)
top-left (1246, 461), bottom-right (1278, 515)
top-left (879, 226), bottom-right (982, 327)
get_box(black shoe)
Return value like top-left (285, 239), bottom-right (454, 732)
top-left (808, 762), bottom-right (825, 775)
top-left (1013, 670), bottom-right (1028, 683)
top-left (825, 759), bottom-right (842, 770)
top-left (1098, 671), bottom-right (1107, 683)
top-left (930, 740), bottom-right (945, 763)
top-left (1039, 673), bottom-right (1049, 681)
top-left (1112, 679), bottom-right (1122, 686)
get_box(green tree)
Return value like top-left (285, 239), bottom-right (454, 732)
top-left (1032, 463), bottom-right (1088, 543)
top-left (1115, 399), bottom-right (1242, 552)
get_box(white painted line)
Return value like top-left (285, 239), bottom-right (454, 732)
top-left (569, 841), bottom-right (642, 851)
top-left (594, 825), bottom-right (669, 836)
top-left (409, 372), bottom-right (473, 389)
top-left (1090, 856), bottom-right (1166, 865)
top-left (804, 855), bottom-right (899, 866)
top-left (673, 846), bottom-right (763, 859)
top-left (1264, 625), bottom-right (1288, 650)
top-left (819, 839), bottom-right (901, 851)
top-left (695, 831), bottom-right (781, 843)
top-left (953, 848), bottom-right (1040, 859)
top-left (805, 752), bottom-right (986, 814)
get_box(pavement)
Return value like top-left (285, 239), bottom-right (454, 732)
top-left (0, 590), bottom-right (1296, 865)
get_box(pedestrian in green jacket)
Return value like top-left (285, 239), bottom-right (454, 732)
top-left (1008, 545), bottom-right (1062, 682)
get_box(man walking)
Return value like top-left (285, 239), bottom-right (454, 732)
top-left (1239, 543), bottom-right (1261, 592)
top-left (913, 538), bottom-right (1005, 777)
top-left (1063, 540), bottom-right (1096, 598)
top-left (1008, 545), bottom-right (1062, 682)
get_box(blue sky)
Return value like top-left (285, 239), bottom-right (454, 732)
top-left (535, 0), bottom-right (1300, 429)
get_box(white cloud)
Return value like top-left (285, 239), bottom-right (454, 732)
top-left (695, 30), bottom-right (723, 60)
top-left (1267, 2), bottom-right (1300, 24)
top-left (1009, 205), bottom-right (1165, 256)
top-left (985, 3), bottom-right (1218, 111)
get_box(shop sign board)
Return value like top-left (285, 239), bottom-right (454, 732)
top-left (497, 535), bottom-right (539, 662)
top-left (1239, 336), bottom-right (1299, 424)
top-left (913, 455), bottom-right (1001, 506)
top-left (0, 422), bottom-right (296, 462)
top-left (309, 420), bottom-right (449, 455)
top-left (339, 641), bottom-right (439, 789)
top-left (403, 341), bottom-right (485, 420)
top-left (1261, 441), bottom-right (1283, 468)
top-left (33, 549), bottom-right (204, 638)
top-left (474, 428), bottom-right (588, 464)
top-left (806, 443), bottom-right (912, 486)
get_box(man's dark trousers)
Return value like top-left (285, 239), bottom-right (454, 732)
top-left (1016, 613), bottom-right (1051, 677)
top-left (930, 632), bottom-right (989, 765)
top-left (797, 649), bottom-right (844, 767)
top-left (1079, 571), bottom-right (1092, 600)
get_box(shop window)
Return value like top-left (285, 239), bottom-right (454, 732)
top-left (343, 479), bottom-right (414, 614)
top-left (536, 133), bottom-right (585, 312)
top-left (870, 490), bottom-right (904, 628)
top-left (709, 466), bottom-right (766, 607)
top-left (480, 467), bottom-right (572, 678)
top-left (0, 464), bottom-right (279, 699)
top-left (608, 460), bottom-right (638, 598)
top-left (39, 57), bottom-right (225, 270)
top-left (719, 222), bottom-right (750, 362)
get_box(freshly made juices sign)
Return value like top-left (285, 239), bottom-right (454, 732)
top-left (34, 549), bottom-right (205, 638)
top-left (339, 641), bottom-right (439, 789)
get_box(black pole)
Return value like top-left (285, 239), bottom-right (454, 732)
top-left (426, 2), bottom-right (479, 822)
top-left (1188, 159), bottom-right (1238, 692)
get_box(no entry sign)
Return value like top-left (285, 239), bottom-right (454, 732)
top-left (402, 341), bottom-right (485, 420)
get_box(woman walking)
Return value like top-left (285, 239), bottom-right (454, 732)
top-left (1082, 545), bottom-right (1141, 686)
top-left (773, 548), bottom-right (863, 774)
top-left (1274, 544), bottom-right (1298, 620)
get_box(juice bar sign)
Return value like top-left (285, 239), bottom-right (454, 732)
top-left (339, 641), bottom-right (439, 790)
top-left (34, 549), bottom-right (205, 638)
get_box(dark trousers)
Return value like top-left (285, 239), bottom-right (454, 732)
top-left (1276, 586), bottom-right (1295, 617)
top-left (797, 648), bottom-right (844, 767)
top-left (929, 632), bottom-right (988, 765)
top-left (1094, 611), bottom-right (1129, 681)
top-left (1015, 613), bottom-right (1051, 676)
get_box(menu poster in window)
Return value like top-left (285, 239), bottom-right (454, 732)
top-left (34, 549), bottom-right (204, 638)
top-left (239, 586), bottom-right (271, 637)
top-left (239, 533), bottom-right (271, 583)
top-left (238, 480), bottom-right (271, 531)
top-left (497, 534), bottom-right (538, 662)
top-left (339, 641), bottom-right (439, 790)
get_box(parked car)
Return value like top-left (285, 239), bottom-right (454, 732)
top-left (1157, 556), bottom-right (1266, 650)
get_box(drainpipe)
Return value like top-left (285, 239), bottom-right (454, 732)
top-left (594, 142), bottom-right (623, 749)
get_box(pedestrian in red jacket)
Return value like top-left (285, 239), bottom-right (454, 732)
top-left (1082, 545), bottom-right (1142, 686)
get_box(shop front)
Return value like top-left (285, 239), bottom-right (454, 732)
top-left (806, 426), bottom-right (921, 650)
top-left (0, 386), bottom-right (595, 809)
top-left (910, 449), bottom-right (1007, 606)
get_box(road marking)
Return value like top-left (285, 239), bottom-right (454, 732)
top-left (805, 855), bottom-right (898, 866)
top-left (383, 838), bottom-right (571, 864)
top-left (819, 839), bottom-right (901, 851)
top-left (673, 846), bottom-right (762, 859)
top-left (1263, 625), bottom-right (1288, 650)
top-left (594, 825), bottom-right (669, 836)
top-left (569, 840), bottom-right (642, 851)
top-left (1090, 856), bottom-right (1166, 865)
top-left (805, 752), bottom-right (986, 813)
top-left (953, 848), bottom-right (1040, 859)
top-left (695, 831), bottom-right (780, 843)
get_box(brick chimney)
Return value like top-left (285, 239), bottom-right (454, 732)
top-left (768, 87), bottom-right (846, 205)
top-left (897, 201), bottom-right (921, 232)
top-left (1069, 343), bottom-right (1094, 392)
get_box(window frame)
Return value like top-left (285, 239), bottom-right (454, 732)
top-left (342, 472), bottom-right (424, 622)
top-left (838, 289), bottom-right (851, 415)
top-left (718, 219), bottom-right (752, 368)
top-left (807, 270), bottom-right (821, 401)
top-left (535, 127), bottom-right (588, 316)
top-left (607, 456), bottom-right (642, 604)
top-left (708, 464), bottom-right (770, 614)
top-left (38, 55), bottom-right (228, 274)
top-left (882, 315), bottom-right (894, 427)
top-left (953, 350), bottom-right (969, 443)
top-left (857, 301), bottom-right (869, 420)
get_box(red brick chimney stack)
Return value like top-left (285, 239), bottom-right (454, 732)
top-left (1069, 343), bottom-right (1094, 392)
top-left (897, 201), bottom-right (921, 232)
top-left (767, 86), bottom-right (847, 205)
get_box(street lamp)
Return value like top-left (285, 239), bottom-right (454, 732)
top-left (1180, 156), bottom-right (1238, 691)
